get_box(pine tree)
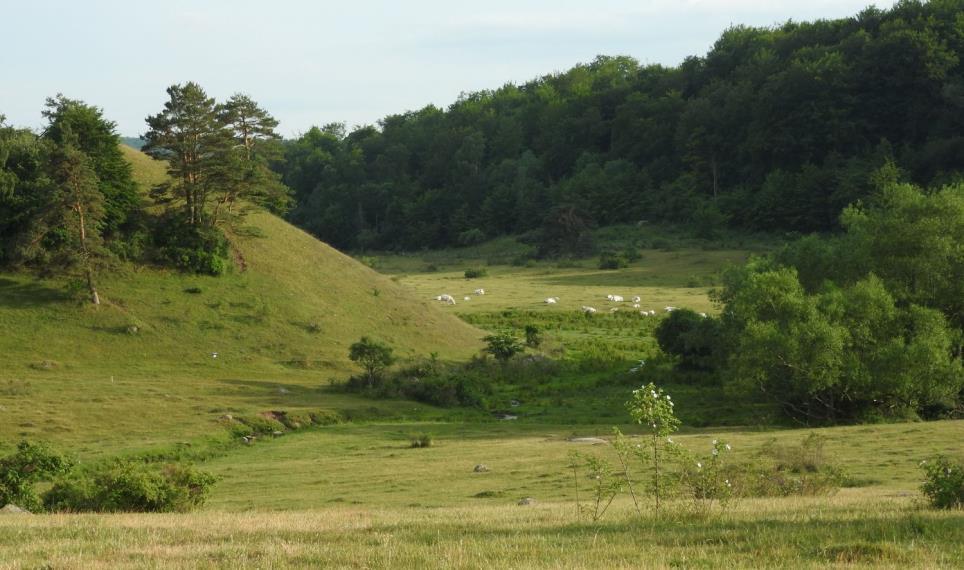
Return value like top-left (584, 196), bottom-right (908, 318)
top-left (214, 94), bottom-right (290, 221)
top-left (143, 82), bottom-right (231, 226)
top-left (50, 144), bottom-right (105, 304)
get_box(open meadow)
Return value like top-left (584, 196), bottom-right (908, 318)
top-left (0, 149), bottom-right (961, 569)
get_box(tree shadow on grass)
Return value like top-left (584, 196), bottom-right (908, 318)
top-left (0, 277), bottom-right (70, 307)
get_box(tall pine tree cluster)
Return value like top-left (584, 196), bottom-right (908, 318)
top-left (0, 85), bottom-right (290, 302)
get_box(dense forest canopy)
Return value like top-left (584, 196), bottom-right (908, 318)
top-left (279, 0), bottom-right (964, 251)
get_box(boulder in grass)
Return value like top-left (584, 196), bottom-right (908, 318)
top-left (0, 504), bottom-right (29, 515)
top-left (517, 497), bottom-right (536, 506)
top-left (473, 464), bottom-right (489, 473)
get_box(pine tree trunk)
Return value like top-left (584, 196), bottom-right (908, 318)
top-left (76, 205), bottom-right (100, 305)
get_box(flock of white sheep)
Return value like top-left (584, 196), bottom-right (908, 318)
top-left (432, 288), bottom-right (706, 318)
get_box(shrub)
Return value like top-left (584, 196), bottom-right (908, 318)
top-left (410, 434), bottom-right (433, 448)
top-left (920, 455), bottom-right (964, 509)
top-left (483, 333), bottom-right (524, 362)
top-left (44, 461), bottom-right (216, 513)
top-left (733, 434), bottom-right (844, 497)
top-left (464, 267), bottom-right (488, 279)
top-left (0, 441), bottom-right (72, 512)
top-left (598, 251), bottom-right (628, 270)
top-left (457, 228), bottom-right (486, 246)
top-left (654, 309), bottom-right (721, 371)
top-left (152, 214), bottom-right (229, 275)
top-left (524, 325), bottom-right (542, 348)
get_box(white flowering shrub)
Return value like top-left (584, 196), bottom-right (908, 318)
top-left (623, 383), bottom-right (681, 515)
top-left (669, 438), bottom-right (735, 515)
top-left (920, 455), bottom-right (964, 509)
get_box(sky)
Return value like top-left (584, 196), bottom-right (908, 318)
top-left (1, 0), bottom-right (879, 138)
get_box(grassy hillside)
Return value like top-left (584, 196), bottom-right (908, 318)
top-left (0, 149), bottom-right (482, 455)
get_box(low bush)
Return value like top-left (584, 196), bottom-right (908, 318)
top-left (151, 214), bottom-right (229, 275)
top-left (410, 434), bottom-right (433, 448)
top-left (920, 455), bottom-right (964, 509)
top-left (598, 251), bottom-right (628, 270)
top-left (0, 441), bottom-right (72, 512)
top-left (464, 267), bottom-right (488, 279)
top-left (731, 434), bottom-right (845, 497)
top-left (44, 461), bottom-right (216, 513)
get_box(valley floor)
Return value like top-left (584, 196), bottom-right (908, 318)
top-left (2, 491), bottom-right (961, 569)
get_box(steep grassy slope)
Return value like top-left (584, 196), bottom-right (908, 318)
top-left (0, 149), bottom-right (482, 454)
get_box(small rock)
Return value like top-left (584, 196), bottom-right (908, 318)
top-left (517, 497), bottom-right (536, 506)
top-left (220, 414), bottom-right (234, 421)
top-left (272, 430), bottom-right (284, 436)
top-left (125, 325), bottom-right (139, 335)
top-left (0, 504), bottom-right (29, 515)
top-left (473, 464), bottom-right (489, 473)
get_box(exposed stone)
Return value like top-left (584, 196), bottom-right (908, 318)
top-left (473, 464), bottom-right (489, 473)
top-left (517, 497), bottom-right (536, 506)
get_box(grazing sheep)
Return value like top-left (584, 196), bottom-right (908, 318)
top-left (632, 303), bottom-right (641, 309)
top-left (582, 306), bottom-right (597, 314)
top-left (699, 312), bottom-right (708, 318)
top-left (545, 297), bottom-right (558, 304)
top-left (474, 288), bottom-right (485, 295)
top-left (664, 306), bottom-right (677, 312)
top-left (439, 294), bottom-right (456, 305)
top-left (648, 310), bottom-right (657, 316)
top-left (632, 296), bottom-right (641, 303)
top-left (611, 295), bottom-right (624, 303)
top-left (464, 296), bottom-right (471, 301)
top-left (610, 307), bottom-right (619, 313)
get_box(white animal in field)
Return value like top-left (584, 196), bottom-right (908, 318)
top-left (611, 295), bottom-right (624, 303)
top-left (699, 312), bottom-right (707, 318)
top-left (439, 294), bottom-right (456, 305)
top-left (632, 303), bottom-right (641, 309)
top-left (582, 306), bottom-right (597, 314)
top-left (648, 310), bottom-right (657, 316)
top-left (433, 295), bottom-right (442, 301)
top-left (606, 294), bottom-right (615, 301)
top-left (632, 296), bottom-right (641, 303)
top-left (545, 297), bottom-right (559, 304)
top-left (664, 306), bottom-right (677, 312)
top-left (464, 296), bottom-right (471, 301)
top-left (610, 307), bottom-right (619, 313)
top-left (474, 288), bottom-right (485, 295)
top-left (640, 310), bottom-right (649, 316)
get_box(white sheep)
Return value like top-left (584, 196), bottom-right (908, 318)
top-left (664, 306), bottom-right (677, 312)
top-left (612, 295), bottom-right (624, 303)
top-left (582, 306), bottom-right (597, 314)
top-left (464, 296), bottom-right (471, 301)
top-left (439, 294), bottom-right (456, 305)
top-left (545, 297), bottom-right (558, 304)
top-left (610, 307), bottom-right (619, 313)
top-left (632, 303), bottom-right (641, 309)
top-left (649, 310), bottom-right (657, 316)
top-left (699, 312), bottom-right (708, 318)
top-left (632, 295), bottom-right (641, 303)
top-left (474, 288), bottom-right (485, 295)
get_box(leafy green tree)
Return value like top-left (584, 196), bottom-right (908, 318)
top-left (348, 337), bottom-right (396, 387)
top-left (655, 309), bottom-right (721, 371)
top-left (0, 441), bottom-right (72, 512)
top-left (482, 333), bottom-right (524, 362)
top-left (41, 95), bottom-right (140, 242)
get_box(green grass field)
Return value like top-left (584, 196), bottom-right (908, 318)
top-left (0, 149), bottom-right (960, 569)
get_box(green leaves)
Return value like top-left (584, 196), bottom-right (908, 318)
top-left (627, 382), bottom-right (680, 438)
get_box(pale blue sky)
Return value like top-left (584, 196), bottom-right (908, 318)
top-left (1, 0), bottom-right (878, 137)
